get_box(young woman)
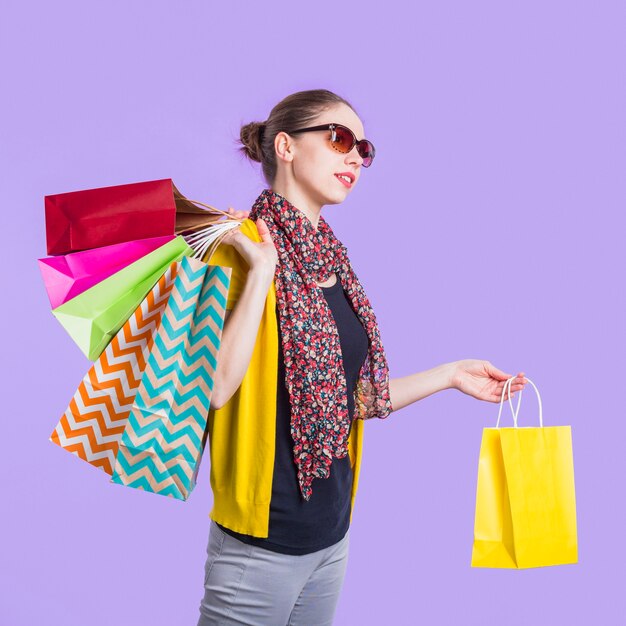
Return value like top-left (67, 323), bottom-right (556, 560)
top-left (197, 89), bottom-right (527, 625)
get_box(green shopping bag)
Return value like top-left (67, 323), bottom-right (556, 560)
top-left (51, 236), bottom-right (192, 360)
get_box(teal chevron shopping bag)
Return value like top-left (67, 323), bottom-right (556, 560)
top-left (110, 255), bottom-right (232, 500)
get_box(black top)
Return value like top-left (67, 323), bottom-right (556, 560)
top-left (217, 276), bottom-right (370, 554)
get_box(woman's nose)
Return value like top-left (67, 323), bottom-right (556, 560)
top-left (346, 147), bottom-right (363, 167)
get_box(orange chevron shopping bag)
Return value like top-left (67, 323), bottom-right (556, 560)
top-left (50, 256), bottom-right (232, 500)
top-left (471, 377), bottom-right (578, 569)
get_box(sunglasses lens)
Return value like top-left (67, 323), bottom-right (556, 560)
top-left (330, 126), bottom-right (354, 153)
top-left (358, 141), bottom-right (375, 167)
top-left (330, 125), bottom-right (375, 167)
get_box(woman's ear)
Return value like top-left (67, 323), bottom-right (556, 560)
top-left (274, 131), bottom-right (294, 164)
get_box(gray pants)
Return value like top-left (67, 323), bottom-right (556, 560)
top-left (197, 520), bottom-right (350, 625)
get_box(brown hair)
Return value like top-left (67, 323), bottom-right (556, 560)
top-left (237, 89), bottom-right (357, 186)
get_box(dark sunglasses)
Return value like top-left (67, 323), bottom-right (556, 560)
top-left (284, 123), bottom-right (376, 167)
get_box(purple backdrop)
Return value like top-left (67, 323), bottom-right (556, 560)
top-left (2, 1), bottom-right (624, 624)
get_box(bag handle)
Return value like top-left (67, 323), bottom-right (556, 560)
top-left (495, 376), bottom-right (544, 428)
top-left (184, 220), bottom-right (242, 260)
top-left (172, 184), bottom-right (245, 234)
top-left (172, 189), bottom-right (246, 261)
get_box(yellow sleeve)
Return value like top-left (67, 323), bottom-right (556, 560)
top-left (202, 217), bottom-right (280, 537)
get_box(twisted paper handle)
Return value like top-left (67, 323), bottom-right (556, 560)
top-left (175, 194), bottom-right (245, 261)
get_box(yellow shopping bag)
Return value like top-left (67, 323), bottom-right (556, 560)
top-left (471, 377), bottom-right (578, 569)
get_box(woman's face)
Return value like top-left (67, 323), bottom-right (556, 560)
top-left (275, 103), bottom-right (368, 208)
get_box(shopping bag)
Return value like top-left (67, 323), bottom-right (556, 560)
top-left (110, 255), bottom-right (231, 500)
top-left (50, 256), bottom-right (231, 499)
top-left (172, 182), bottom-right (230, 233)
top-left (45, 177), bottom-right (238, 256)
top-left (50, 262), bottom-right (181, 473)
top-left (471, 377), bottom-right (578, 569)
top-left (38, 235), bottom-right (175, 309)
top-left (45, 178), bottom-right (178, 255)
top-left (51, 235), bottom-right (191, 360)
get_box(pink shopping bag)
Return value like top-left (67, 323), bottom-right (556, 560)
top-left (38, 235), bottom-right (175, 309)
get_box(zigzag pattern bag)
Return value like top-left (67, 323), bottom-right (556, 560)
top-left (50, 255), bottom-right (232, 501)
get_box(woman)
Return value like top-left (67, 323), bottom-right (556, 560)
top-left (197, 89), bottom-right (527, 625)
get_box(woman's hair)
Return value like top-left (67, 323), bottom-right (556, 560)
top-left (238, 89), bottom-right (357, 186)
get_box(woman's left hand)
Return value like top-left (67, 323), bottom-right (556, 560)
top-left (451, 359), bottom-right (527, 403)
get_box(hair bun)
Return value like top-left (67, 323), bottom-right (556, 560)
top-left (239, 121), bottom-right (265, 163)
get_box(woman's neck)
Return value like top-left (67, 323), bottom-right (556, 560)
top-left (269, 183), bottom-right (322, 231)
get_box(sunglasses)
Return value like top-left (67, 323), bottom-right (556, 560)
top-left (284, 123), bottom-right (376, 167)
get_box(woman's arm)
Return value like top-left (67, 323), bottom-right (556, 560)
top-left (209, 215), bottom-right (278, 410)
top-left (389, 362), bottom-right (456, 412)
top-left (211, 265), bottom-right (275, 410)
top-left (388, 360), bottom-right (528, 412)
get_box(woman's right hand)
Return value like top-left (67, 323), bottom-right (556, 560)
top-left (220, 217), bottom-right (278, 272)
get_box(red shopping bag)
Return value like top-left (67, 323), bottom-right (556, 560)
top-left (45, 178), bottom-right (231, 255)
top-left (45, 179), bottom-right (176, 255)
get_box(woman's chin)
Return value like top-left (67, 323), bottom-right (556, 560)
top-left (326, 186), bottom-right (351, 205)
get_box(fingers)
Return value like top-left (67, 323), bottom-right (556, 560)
top-left (498, 382), bottom-right (523, 395)
top-left (220, 229), bottom-right (238, 245)
top-left (496, 375), bottom-right (528, 401)
top-left (256, 218), bottom-right (274, 242)
top-left (495, 371), bottom-right (527, 388)
top-left (227, 206), bottom-right (250, 220)
top-left (486, 362), bottom-right (511, 381)
top-left (510, 372), bottom-right (528, 390)
top-left (499, 378), bottom-right (525, 389)
top-left (490, 371), bottom-right (528, 403)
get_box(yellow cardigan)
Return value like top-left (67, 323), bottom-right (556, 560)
top-left (203, 218), bottom-right (365, 538)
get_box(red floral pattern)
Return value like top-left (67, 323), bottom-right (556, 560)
top-left (248, 189), bottom-right (393, 500)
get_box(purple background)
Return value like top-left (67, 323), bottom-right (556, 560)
top-left (2, 1), bottom-right (624, 624)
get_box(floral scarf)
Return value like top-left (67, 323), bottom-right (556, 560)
top-left (248, 188), bottom-right (393, 500)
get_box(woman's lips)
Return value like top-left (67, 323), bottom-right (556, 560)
top-left (335, 174), bottom-right (352, 188)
